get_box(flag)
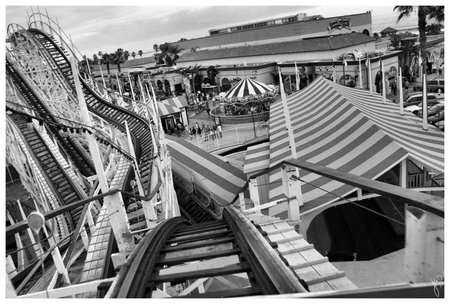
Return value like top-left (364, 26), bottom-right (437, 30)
top-left (343, 56), bottom-right (347, 67)
top-left (295, 62), bottom-right (300, 91)
top-left (366, 57), bottom-right (369, 67)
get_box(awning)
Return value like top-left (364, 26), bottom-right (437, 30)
top-left (223, 78), bottom-right (273, 98)
top-left (160, 95), bottom-right (188, 108)
top-left (157, 95), bottom-right (189, 117)
top-left (157, 102), bottom-right (181, 116)
top-left (265, 76), bottom-right (444, 218)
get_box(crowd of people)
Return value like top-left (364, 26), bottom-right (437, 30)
top-left (187, 121), bottom-right (222, 142)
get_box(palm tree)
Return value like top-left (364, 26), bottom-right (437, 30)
top-left (113, 48), bottom-right (127, 73)
top-left (158, 42), bottom-right (170, 65)
top-left (182, 64), bottom-right (201, 95)
top-left (138, 50), bottom-right (143, 58)
top-left (168, 44), bottom-right (184, 64)
top-left (101, 52), bottom-right (112, 75)
top-left (131, 51), bottom-right (136, 59)
top-left (394, 6), bottom-right (444, 76)
top-left (92, 54), bottom-right (99, 66)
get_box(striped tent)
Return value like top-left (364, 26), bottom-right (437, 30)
top-left (256, 76), bottom-right (444, 219)
top-left (157, 95), bottom-right (188, 117)
top-left (223, 78), bottom-right (273, 99)
top-left (167, 138), bottom-right (247, 206)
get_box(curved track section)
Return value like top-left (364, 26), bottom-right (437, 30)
top-left (108, 207), bottom-right (306, 298)
top-left (6, 58), bottom-right (96, 178)
top-left (27, 28), bottom-right (155, 196)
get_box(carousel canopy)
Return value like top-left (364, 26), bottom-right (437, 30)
top-left (223, 78), bottom-right (273, 99)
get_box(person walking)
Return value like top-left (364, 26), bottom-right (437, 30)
top-left (217, 124), bottom-right (222, 138)
top-left (191, 126), bottom-right (196, 140)
top-left (204, 125), bottom-right (210, 142)
top-left (212, 125), bottom-right (217, 140)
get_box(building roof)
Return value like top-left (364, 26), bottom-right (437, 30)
top-left (380, 27), bottom-right (398, 34)
top-left (250, 77), bottom-right (444, 218)
top-left (177, 33), bottom-right (375, 63)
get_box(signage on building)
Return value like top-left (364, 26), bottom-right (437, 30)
top-left (328, 18), bottom-right (351, 32)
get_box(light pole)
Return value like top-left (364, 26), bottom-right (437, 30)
top-left (251, 105), bottom-right (256, 137)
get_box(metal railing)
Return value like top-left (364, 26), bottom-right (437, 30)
top-left (183, 123), bottom-right (269, 153)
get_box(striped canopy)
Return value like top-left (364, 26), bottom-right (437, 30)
top-left (157, 95), bottom-right (188, 117)
top-left (250, 76), bottom-right (444, 219)
top-left (167, 138), bottom-right (247, 206)
top-left (223, 78), bottom-right (273, 99)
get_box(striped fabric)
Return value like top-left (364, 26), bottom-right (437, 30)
top-left (157, 96), bottom-right (189, 117)
top-left (160, 95), bottom-right (188, 108)
top-left (265, 76), bottom-right (444, 218)
top-left (243, 142), bottom-right (270, 175)
top-left (223, 78), bottom-right (273, 99)
top-left (167, 137), bottom-right (247, 206)
top-left (157, 102), bottom-right (180, 116)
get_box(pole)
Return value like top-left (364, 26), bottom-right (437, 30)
top-left (382, 61), bottom-right (386, 104)
top-left (359, 58), bottom-right (363, 89)
top-left (342, 58), bottom-right (346, 86)
top-left (422, 74), bottom-right (428, 131)
top-left (115, 72), bottom-right (122, 96)
top-left (251, 109), bottom-right (256, 137)
top-left (99, 63), bottom-right (107, 91)
top-left (399, 68), bottom-right (404, 115)
top-left (368, 59), bottom-right (373, 94)
top-left (127, 73), bottom-right (136, 100)
top-left (278, 68), bottom-right (297, 159)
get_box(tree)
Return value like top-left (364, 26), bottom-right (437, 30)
top-left (168, 44), bottom-right (184, 64)
top-left (138, 50), bottom-right (143, 58)
top-left (131, 51), bottom-right (136, 59)
top-left (206, 66), bottom-right (219, 85)
top-left (182, 64), bottom-right (201, 95)
top-left (394, 6), bottom-right (444, 76)
top-left (390, 31), bottom-right (417, 68)
top-left (92, 53), bottom-right (100, 66)
top-left (425, 23), bottom-right (444, 35)
top-left (158, 42), bottom-right (170, 65)
top-left (100, 52), bottom-right (112, 75)
top-left (153, 44), bottom-right (159, 53)
top-left (113, 48), bottom-right (127, 73)
top-left (80, 55), bottom-right (93, 73)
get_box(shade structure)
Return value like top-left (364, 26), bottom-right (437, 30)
top-left (246, 76), bottom-right (444, 219)
top-left (167, 137), bottom-right (247, 206)
top-left (223, 78), bottom-right (273, 99)
top-left (157, 95), bottom-right (188, 117)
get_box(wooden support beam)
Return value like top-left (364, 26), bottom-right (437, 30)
top-left (284, 159), bottom-right (444, 217)
top-left (6, 190), bottom-right (120, 237)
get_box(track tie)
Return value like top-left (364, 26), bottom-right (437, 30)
top-left (156, 248), bottom-right (241, 267)
top-left (148, 263), bottom-right (251, 285)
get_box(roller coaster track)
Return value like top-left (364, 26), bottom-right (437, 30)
top-left (7, 110), bottom-right (87, 294)
top-left (27, 28), bottom-right (155, 197)
top-left (108, 206), bottom-right (306, 298)
top-left (6, 58), bottom-right (96, 178)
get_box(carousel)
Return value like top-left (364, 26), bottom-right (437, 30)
top-left (210, 78), bottom-right (276, 126)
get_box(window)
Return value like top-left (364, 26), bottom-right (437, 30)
top-left (243, 24), bottom-right (254, 29)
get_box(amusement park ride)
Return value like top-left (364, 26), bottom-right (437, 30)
top-left (5, 11), bottom-right (444, 298)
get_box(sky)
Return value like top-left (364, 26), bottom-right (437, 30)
top-left (4, 1), bottom-right (425, 59)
